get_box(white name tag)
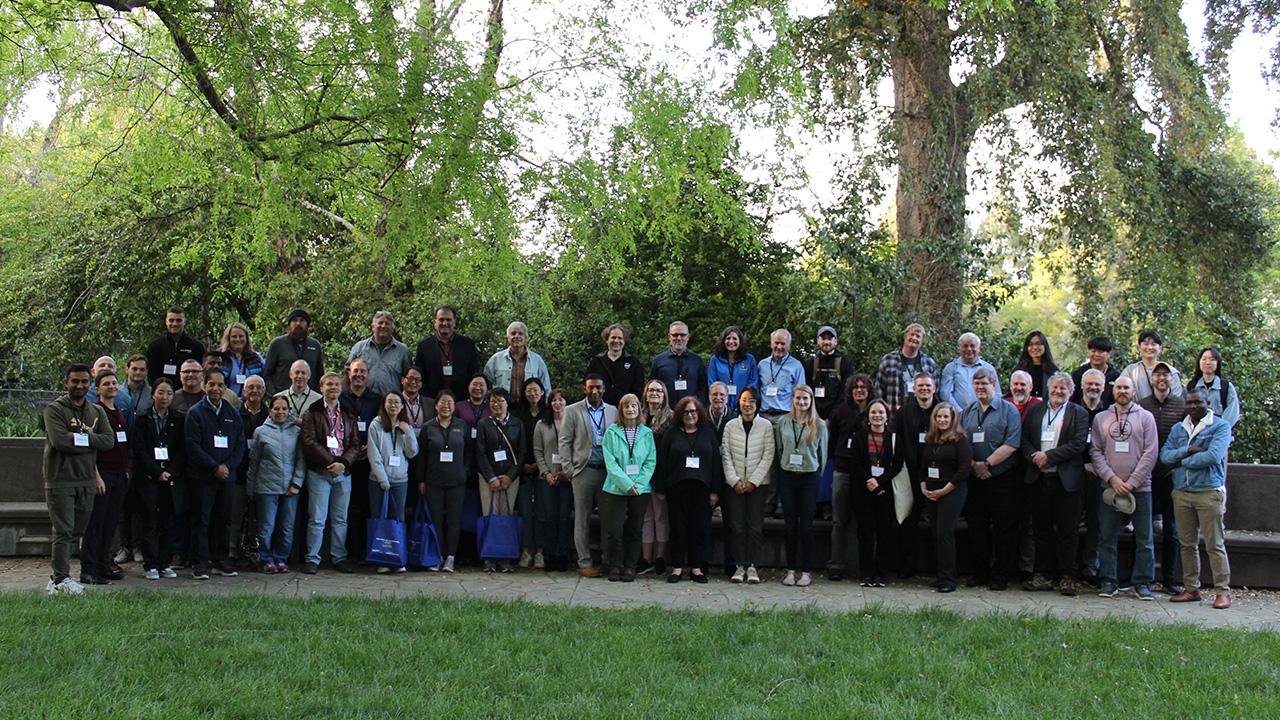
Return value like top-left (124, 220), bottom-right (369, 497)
top-left (163, 364), bottom-right (178, 376)
top-left (726, 385), bottom-right (737, 396)
top-left (73, 432), bottom-right (89, 447)
top-left (550, 453), bottom-right (561, 464)
top-left (765, 385), bottom-right (779, 397)
top-left (389, 455), bottom-right (402, 467)
top-left (326, 435), bottom-right (340, 450)
top-left (674, 379), bottom-right (688, 391)
top-left (470, 427), bottom-right (477, 438)
top-left (1041, 431), bottom-right (1056, 443)
top-left (442, 365), bottom-right (453, 376)
top-left (214, 435), bottom-right (229, 449)
top-left (1115, 440), bottom-right (1130, 453)
top-left (788, 453), bottom-right (803, 466)
top-left (439, 451), bottom-right (454, 463)
top-left (847, 438), bottom-right (853, 449)
top-left (357, 420), bottom-right (367, 432)
top-left (115, 430), bottom-right (128, 443)
top-left (625, 464), bottom-right (640, 476)
top-left (493, 449), bottom-right (508, 462)
top-left (928, 467), bottom-right (940, 479)
top-left (236, 374), bottom-right (248, 385)
top-left (871, 466), bottom-right (884, 477)
top-left (918, 432), bottom-right (926, 443)
top-left (154, 447), bottom-right (169, 460)
top-left (685, 456), bottom-right (700, 469)
top-left (1087, 431), bottom-right (1092, 444)
top-left (972, 431), bottom-right (986, 443)
top-left (814, 387), bottom-right (826, 398)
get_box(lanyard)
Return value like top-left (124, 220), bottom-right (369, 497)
top-left (767, 356), bottom-right (787, 385)
top-left (975, 403), bottom-right (995, 431)
top-left (791, 418), bottom-right (805, 449)
top-left (326, 404), bottom-right (344, 444)
top-left (438, 336), bottom-right (453, 364)
top-left (1110, 405), bottom-right (1132, 439)
top-left (1046, 403), bottom-right (1064, 427)
top-left (675, 353), bottom-right (686, 379)
top-left (406, 397), bottom-right (422, 425)
top-left (153, 413), bottom-right (168, 443)
top-left (588, 405), bottom-right (605, 436)
top-left (288, 391), bottom-right (306, 417)
top-left (624, 426), bottom-right (639, 458)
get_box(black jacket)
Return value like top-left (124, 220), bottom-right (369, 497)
top-left (1020, 401), bottom-right (1090, 492)
top-left (849, 426), bottom-right (905, 496)
top-left (130, 408), bottom-right (186, 482)
top-left (414, 334), bottom-right (481, 400)
top-left (146, 333), bottom-right (206, 385)
top-left (655, 425), bottom-right (723, 493)
top-left (587, 351), bottom-right (646, 408)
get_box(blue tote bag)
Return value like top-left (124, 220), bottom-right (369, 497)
top-left (408, 497), bottom-right (443, 569)
top-left (476, 490), bottom-right (522, 560)
top-left (366, 493), bottom-right (408, 568)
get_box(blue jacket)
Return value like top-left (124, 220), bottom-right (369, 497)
top-left (707, 353), bottom-right (758, 411)
top-left (1159, 415), bottom-right (1232, 491)
top-left (185, 396), bottom-right (246, 481)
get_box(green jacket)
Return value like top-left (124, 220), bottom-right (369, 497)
top-left (602, 424), bottom-right (656, 496)
top-left (43, 395), bottom-right (115, 489)
top-left (774, 415), bottom-right (828, 473)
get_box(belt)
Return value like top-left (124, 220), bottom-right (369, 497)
top-left (587, 462), bottom-right (605, 469)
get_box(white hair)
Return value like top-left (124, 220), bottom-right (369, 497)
top-left (1010, 370), bottom-right (1033, 385)
top-left (957, 332), bottom-right (981, 348)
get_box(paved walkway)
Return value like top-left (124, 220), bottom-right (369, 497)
top-left (2, 557), bottom-right (1276, 632)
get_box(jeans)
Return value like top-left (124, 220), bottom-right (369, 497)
top-left (195, 479), bottom-right (234, 566)
top-left (45, 486), bottom-right (94, 581)
top-left (1098, 490), bottom-right (1154, 586)
top-left (137, 479), bottom-right (175, 571)
top-left (1151, 473), bottom-right (1181, 586)
top-left (256, 493), bottom-right (300, 564)
top-left (368, 482), bottom-right (409, 523)
top-left (535, 476), bottom-right (573, 561)
top-left (778, 469), bottom-right (819, 572)
top-left (82, 469), bottom-right (128, 578)
top-left (927, 483), bottom-right (967, 583)
top-left (305, 471), bottom-right (352, 565)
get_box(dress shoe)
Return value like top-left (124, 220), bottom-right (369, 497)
top-left (937, 581), bottom-right (957, 593)
top-left (667, 570), bottom-right (683, 584)
top-left (577, 565), bottom-right (601, 578)
top-left (620, 569), bottom-right (636, 582)
top-left (607, 567), bottom-right (621, 582)
top-left (301, 562), bottom-right (319, 575)
top-left (691, 572), bottom-right (708, 584)
top-left (334, 559), bottom-right (356, 573)
top-left (1213, 593), bottom-right (1232, 610)
top-left (1169, 590), bottom-right (1202, 603)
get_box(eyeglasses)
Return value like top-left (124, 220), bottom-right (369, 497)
top-left (683, 409), bottom-right (699, 415)
top-left (180, 370), bottom-right (201, 375)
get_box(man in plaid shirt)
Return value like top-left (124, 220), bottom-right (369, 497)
top-left (874, 323), bottom-right (939, 410)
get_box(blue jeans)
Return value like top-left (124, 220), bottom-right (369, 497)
top-left (305, 471), bottom-right (352, 565)
top-left (1098, 490), bottom-right (1154, 586)
top-left (368, 482), bottom-right (408, 523)
top-left (256, 493), bottom-right (299, 564)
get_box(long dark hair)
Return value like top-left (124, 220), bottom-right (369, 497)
top-left (378, 391), bottom-right (409, 430)
top-left (1188, 347), bottom-right (1226, 388)
top-left (1016, 330), bottom-right (1058, 373)
top-left (520, 377), bottom-right (549, 416)
top-left (712, 326), bottom-right (747, 361)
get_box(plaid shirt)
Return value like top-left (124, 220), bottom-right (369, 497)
top-left (874, 350), bottom-right (939, 410)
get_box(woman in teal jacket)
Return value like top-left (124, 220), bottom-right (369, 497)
top-left (601, 393), bottom-right (657, 582)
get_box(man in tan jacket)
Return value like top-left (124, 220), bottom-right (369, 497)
top-left (558, 374), bottom-right (617, 576)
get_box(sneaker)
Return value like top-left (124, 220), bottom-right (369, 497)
top-left (113, 547), bottom-right (130, 564)
top-left (1023, 573), bottom-right (1055, 592)
top-left (301, 563), bottom-right (319, 575)
top-left (1057, 577), bottom-right (1079, 597)
top-left (1136, 585), bottom-right (1155, 601)
top-left (276, 563), bottom-right (289, 574)
top-left (160, 567), bottom-right (178, 579)
top-left (518, 551), bottom-right (533, 568)
top-left (873, 577), bottom-right (887, 588)
top-left (145, 568), bottom-right (160, 581)
top-left (635, 560), bottom-right (655, 575)
top-left (782, 570), bottom-right (796, 587)
top-left (937, 581), bottom-right (957, 593)
top-left (859, 577), bottom-right (873, 587)
top-left (262, 562), bottom-right (277, 574)
top-left (1098, 582), bottom-right (1117, 598)
top-left (443, 556), bottom-right (456, 573)
top-left (533, 552), bottom-right (545, 569)
top-left (47, 576), bottom-right (85, 595)
top-left (484, 560), bottom-right (497, 573)
top-left (212, 561), bottom-right (239, 577)
top-left (731, 566), bottom-right (746, 584)
top-left (1117, 580), bottom-right (1134, 593)
top-left (192, 565), bottom-right (210, 580)
top-left (395, 566), bottom-right (406, 574)
top-left (500, 562), bottom-right (514, 573)
top-left (132, 549), bottom-right (144, 563)
top-left (376, 566), bottom-right (390, 574)
top-left (746, 566), bottom-right (761, 584)
top-left (797, 572), bottom-right (812, 588)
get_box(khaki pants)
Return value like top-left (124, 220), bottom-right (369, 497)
top-left (1173, 488), bottom-right (1230, 593)
top-left (571, 466), bottom-right (604, 568)
top-left (478, 479), bottom-right (520, 516)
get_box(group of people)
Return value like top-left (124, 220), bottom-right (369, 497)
top-left (40, 306), bottom-right (1239, 610)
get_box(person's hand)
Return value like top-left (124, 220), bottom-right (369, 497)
top-left (923, 488), bottom-right (938, 501)
top-left (489, 477), bottom-right (502, 491)
top-left (1032, 451), bottom-right (1049, 468)
top-left (379, 480), bottom-right (391, 491)
top-left (500, 476), bottom-right (512, 490)
top-left (709, 493), bottom-right (718, 508)
top-left (159, 471), bottom-right (171, 485)
top-left (628, 486), bottom-right (639, 496)
top-left (214, 464), bottom-right (230, 481)
top-left (397, 421), bottom-right (411, 434)
top-left (1188, 445), bottom-right (1205, 454)
top-left (866, 478), bottom-right (880, 493)
top-left (1109, 476), bottom-right (1130, 496)
top-left (286, 485), bottom-right (300, 497)
top-left (95, 475), bottom-right (106, 496)
top-left (655, 493), bottom-right (665, 501)
top-left (545, 472), bottom-right (557, 487)
top-left (972, 461), bottom-right (991, 480)
top-left (327, 462), bottom-right (344, 475)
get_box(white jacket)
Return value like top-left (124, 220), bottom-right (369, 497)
top-left (721, 416), bottom-right (775, 487)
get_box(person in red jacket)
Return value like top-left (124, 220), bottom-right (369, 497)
top-left (299, 372), bottom-right (363, 574)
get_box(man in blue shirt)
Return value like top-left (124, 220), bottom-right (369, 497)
top-left (650, 321), bottom-right (707, 404)
top-left (960, 368), bottom-right (1022, 590)
top-left (757, 329), bottom-right (806, 417)
top-left (940, 332), bottom-right (1000, 409)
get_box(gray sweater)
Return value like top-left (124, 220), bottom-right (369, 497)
top-left (368, 420), bottom-right (420, 487)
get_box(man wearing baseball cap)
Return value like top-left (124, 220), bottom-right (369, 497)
top-left (262, 308), bottom-right (325, 395)
top-left (805, 326), bottom-right (850, 420)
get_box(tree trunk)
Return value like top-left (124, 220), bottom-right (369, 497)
top-left (890, 6), bottom-right (971, 338)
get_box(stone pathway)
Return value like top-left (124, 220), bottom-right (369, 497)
top-left (2, 557), bottom-right (1276, 632)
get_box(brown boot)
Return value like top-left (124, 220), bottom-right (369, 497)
top-left (1169, 589), bottom-right (1202, 603)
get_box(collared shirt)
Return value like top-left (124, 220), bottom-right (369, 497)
top-left (484, 348), bottom-right (551, 396)
top-left (940, 357), bottom-right (1000, 409)
top-left (1041, 401), bottom-right (1067, 472)
top-left (1186, 376), bottom-right (1241, 427)
top-left (348, 337), bottom-right (413, 397)
top-left (1070, 363), bottom-right (1119, 406)
top-left (874, 349), bottom-right (939, 410)
top-left (960, 398), bottom-right (1022, 476)
top-left (1119, 361), bottom-right (1184, 401)
top-left (275, 387), bottom-right (322, 423)
top-left (756, 354), bottom-right (806, 413)
top-left (650, 349), bottom-right (708, 404)
top-left (587, 402), bottom-right (606, 465)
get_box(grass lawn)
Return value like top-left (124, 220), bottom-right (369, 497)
top-left (2, 591), bottom-right (1278, 718)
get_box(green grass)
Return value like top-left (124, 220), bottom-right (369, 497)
top-left (2, 591), bottom-right (1278, 718)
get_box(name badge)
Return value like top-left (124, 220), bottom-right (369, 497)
top-left (236, 374), bottom-right (248, 385)
top-left (154, 447), bottom-right (169, 460)
top-left (625, 464), bottom-right (640, 476)
top-left (726, 385), bottom-right (737, 396)
top-left (358, 420), bottom-right (368, 432)
top-left (1115, 441), bottom-right (1130, 453)
top-left (214, 435), bottom-right (229, 449)
top-left (814, 387), bottom-right (826, 398)
top-left (1087, 431), bottom-right (1092, 444)
top-left (442, 365), bottom-right (453, 376)
top-left (918, 432), bottom-right (926, 443)
top-left (674, 379), bottom-right (688, 391)
top-left (550, 453), bottom-right (561, 464)
top-left (470, 427), bottom-right (477, 439)
top-left (1041, 431), bottom-right (1056, 443)
top-left (928, 467), bottom-right (940, 479)
top-left (847, 438), bottom-right (853, 449)
top-left (163, 363), bottom-right (178, 376)
top-left (326, 435), bottom-right (340, 450)
top-left (389, 455), bottom-right (402, 467)
top-left (685, 456), bottom-right (700, 469)
top-left (494, 449), bottom-right (508, 462)
top-left (765, 385), bottom-right (779, 397)
top-left (115, 430), bottom-right (128, 443)
top-left (788, 453), bottom-right (803, 466)
top-left (73, 432), bottom-right (89, 447)
top-left (439, 451), bottom-right (454, 463)
top-left (871, 466), bottom-right (884, 477)
top-left (972, 431), bottom-right (986, 443)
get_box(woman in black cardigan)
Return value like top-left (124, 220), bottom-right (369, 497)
top-left (849, 398), bottom-right (904, 588)
top-left (919, 402), bottom-right (972, 593)
top-left (655, 396), bottom-right (723, 583)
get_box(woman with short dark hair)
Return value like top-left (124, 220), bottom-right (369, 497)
top-left (656, 396), bottom-right (722, 583)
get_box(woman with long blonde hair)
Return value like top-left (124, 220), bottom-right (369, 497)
top-left (773, 384), bottom-right (828, 587)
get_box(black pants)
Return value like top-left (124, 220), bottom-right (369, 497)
top-left (1031, 475), bottom-right (1082, 580)
top-left (852, 480), bottom-right (897, 579)
top-left (721, 485), bottom-right (765, 568)
top-left (346, 460), bottom-right (371, 560)
top-left (599, 492), bottom-right (648, 571)
top-left (194, 479), bottom-right (234, 565)
top-left (425, 484), bottom-right (465, 558)
top-left (965, 473), bottom-right (1020, 583)
top-left (1151, 473), bottom-right (1182, 586)
top-left (171, 476), bottom-right (196, 562)
top-left (667, 479), bottom-right (712, 571)
top-left (81, 469), bottom-right (128, 578)
top-left (535, 477), bottom-right (573, 561)
top-left (896, 476), bottom-right (928, 575)
top-left (1077, 471), bottom-right (1102, 578)
top-left (778, 469), bottom-right (819, 572)
top-left (927, 483), bottom-right (968, 583)
top-left (137, 478), bottom-right (175, 571)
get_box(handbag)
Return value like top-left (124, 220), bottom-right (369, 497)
top-left (476, 489), bottom-right (522, 560)
top-left (408, 497), bottom-right (443, 568)
top-left (365, 493), bottom-right (408, 568)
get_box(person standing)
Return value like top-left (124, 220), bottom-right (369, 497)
top-left (874, 323), bottom-right (938, 411)
top-left (774, 385), bottom-right (828, 588)
top-left (512, 378), bottom-right (549, 567)
top-left (338, 358), bottom-right (381, 561)
top-left (299, 372), bottom-right (361, 574)
top-left (219, 322), bottom-right (265, 397)
top-left (706, 382), bottom-right (736, 437)
top-left (1091, 376), bottom-right (1160, 600)
top-left (587, 323), bottom-right (646, 408)
top-left (131, 378), bottom-right (183, 580)
top-left (638, 379), bottom-right (673, 574)
top-left (348, 311), bottom-right (413, 397)
top-left (891, 373), bottom-right (937, 578)
top-left (600, 393), bottom-right (657, 582)
top-left (484, 321), bottom-right (552, 401)
top-left (262, 308), bottom-right (324, 395)
top-left (417, 392), bottom-right (470, 573)
top-left (414, 304), bottom-right (482, 400)
top-left (532, 388), bottom-right (572, 571)
top-left (232, 375), bottom-right (269, 565)
top-left (366, 391), bottom-right (419, 573)
top-left (1137, 361), bottom-right (1187, 594)
top-left (757, 329), bottom-right (806, 418)
top-left (1077, 368), bottom-right (1112, 585)
top-left (41, 364), bottom-right (113, 594)
top-left (476, 388), bottom-right (526, 572)
top-left (707, 326), bottom-right (757, 413)
top-left (650, 320), bottom-right (708, 405)
top-left (805, 326), bottom-right (850, 420)
top-left (81, 371), bottom-right (131, 585)
top-left (1119, 330), bottom-right (1184, 400)
top-left (1014, 330), bottom-right (1058, 400)
top-left (1163, 390), bottom-right (1235, 609)
top-left (920, 402), bottom-right (971, 593)
top-left (720, 388), bottom-right (773, 584)
top-left (940, 332), bottom-right (1000, 409)
top-left (146, 306), bottom-right (205, 385)
top-left (849, 398), bottom-right (903, 587)
top-left (245, 395), bottom-right (305, 574)
top-left (960, 368), bottom-right (1022, 590)
top-left (1185, 348), bottom-right (1241, 427)
top-left (558, 375), bottom-right (618, 577)
top-left (827, 375), bottom-right (869, 582)
top-left (655, 397), bottom-right (722, 584)
top-left (121, 354), bottom-right (153, 424)
top-left (184, 370), bottom-right (247, 580)
top-left (1070, 336), bottom-right (1119, 405)
top-left (274, 360), bottom-right (322, 424)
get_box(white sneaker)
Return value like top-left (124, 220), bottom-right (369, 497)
top-left (47, 577), bottom-right (85, 595)
top-left (797, 572), bottom-right (812, 587)
top-left (746, 566), bottom-right (761, 584)
top-left (782, 570), bottom-right (796, 587)
top-left (395, 566), bottom-right (406, 573)
top-left (533, 551), bottom-right (545, 569)
top-left (45, 578), bottom-right (58, 596)
top-left (443, 556), bottom-right (456, 573)
top-left (113, 547), bottom-right (130, 564)
top-left (376, 566), bottom-right (390, 574)
top-left (160, 567), bottom-right (178, 579)
top-left (518, 550), bottom-right (533, 568)
top-left (731, 566), bottom-right (746, 583)
top-left (132, 549), bottom-right (144, 563)
top-left (145, 569), bottom-right (160, 581)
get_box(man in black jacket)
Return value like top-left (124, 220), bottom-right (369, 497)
top-left (146, 306), bottom-right (205, 385)
top-left (415, 304), bottom-right (481, 399)
top-left (805, 326), bottom-right (850, 420)
top-left (262, 308), bottom-right (325, 395)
